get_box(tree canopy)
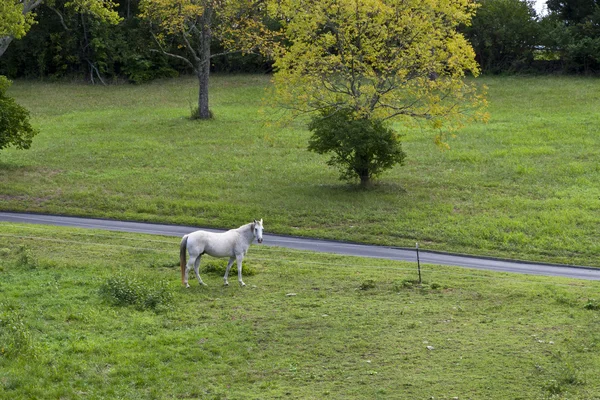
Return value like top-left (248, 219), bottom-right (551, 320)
top-left (0, 0), bottom-right (121, 58)
top-left (270, 0), bottom-right (487, 144)
top-left (0, 76), bottom-right (38, 152)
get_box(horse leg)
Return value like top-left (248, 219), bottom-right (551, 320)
top-left (223, 256), bottom-right (235, 286)
top-left (236, 254), bottom-right (246, 287)
top-left (193, 254), bottom-right (207, 286)
top-left (184, 254), bottom-right (195, 288)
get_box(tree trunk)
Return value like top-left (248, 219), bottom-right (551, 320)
top-left (195, 15), bottom-right (212, 119)
top-left (359, 174), bottom-right (371, 187)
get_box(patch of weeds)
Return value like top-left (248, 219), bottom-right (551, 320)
top-left (393, 279), bottom-right (420, 291)
top-left (393, 279), bottom-right (443, 291)
top-left (189, 106), bottom-right (214, 120)
top-left (0, 305), bottom-right (37, 359)
top-left (358, 279), bottom-right (377, 290)
top-left (583, 299), bottom-right (600, 310)
top-left (15, 245), bottom-right (38, 269)
top-left (149, 261), bottom-right (179, 269)
top-left (542, 359), bottom-right (584, 396)
top-left (99, 273), bottom-right (174, 312)
top-left (202, 262), bottom-right (257, 276)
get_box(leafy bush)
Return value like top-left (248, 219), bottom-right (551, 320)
top-left (308, 108), bottom-right (406, 186)
top-left (0, 76), bottom-right (38, 153)
top-left (100, 273), bottom-right (173, 311)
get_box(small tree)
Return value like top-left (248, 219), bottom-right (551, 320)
top-left (308, 108), bottom-right (406, 186)
top-left (140, 0), bottom-right (278, 120)
top-left (269, 0), bottom-right (487, 185)
top-left (0, 76), bottom-right (38, 152)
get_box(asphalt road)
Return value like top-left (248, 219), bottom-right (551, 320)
top-left (1, 211), bottom-right (599, 281)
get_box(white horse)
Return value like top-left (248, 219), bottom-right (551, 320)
top-left (180, 219), bottom-right (264, 288)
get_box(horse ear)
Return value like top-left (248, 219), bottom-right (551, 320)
top-left (254, 219), bottom-right (257, 224)
top-left (260, 219), bottom-right (263, 225)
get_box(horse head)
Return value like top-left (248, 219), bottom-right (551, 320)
top-left (253, 219), bottom-right (264, 243)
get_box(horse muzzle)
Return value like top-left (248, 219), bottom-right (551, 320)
top-left (257, 238), bottom-right (263, 244)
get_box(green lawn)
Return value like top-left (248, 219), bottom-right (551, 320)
top-left (2, 75), bottom-right (600, 266)
top-left (1, 223), bottom-right (600, 399)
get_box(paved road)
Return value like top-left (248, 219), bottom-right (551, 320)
top-left (1, 211), bottom-right (599, 281)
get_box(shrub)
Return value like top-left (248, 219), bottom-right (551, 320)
top-left (100, 273), bottom-right (173, 311)
top-left (0, 76), bottom-right (38, 153)
top-left (308, 108), bottom-right (406, 187)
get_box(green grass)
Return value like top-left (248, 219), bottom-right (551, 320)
top-left (1, 223), bottom-right (600, 399)
top-left (2, 75), bottom-right (600, 266)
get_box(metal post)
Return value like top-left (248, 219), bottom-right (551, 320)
top-left (416, 242), bottom-right (421, 285)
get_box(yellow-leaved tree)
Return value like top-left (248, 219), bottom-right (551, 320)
top-left (140, 0), bottom-right (278, 120)
top-left (269, 0), bottom-right (488, 186)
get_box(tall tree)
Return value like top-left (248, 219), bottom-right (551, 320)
top-left (464, 0), bottom-right (539, 73)
top-left (140, 0), bottom-right (277, 120)
top-left (269, 0), bottom-right (487, 185)
top-left (0, 0), bottom-right (120, 58)
top-left (547, 0), bottom-right (599, 24)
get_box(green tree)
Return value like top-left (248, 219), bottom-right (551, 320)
top-left (140, 0), bottom-right (278, 119)
top-left (464, 0), bottom-right (539, 73)
top-left (269, 0), bottom-right (487, 186)
top-left (0, 76), bottom-right (38, 152)
top-left (543, 0), bottom-right (600, 72)
top-left (308, 108), bottom-right (406, 186)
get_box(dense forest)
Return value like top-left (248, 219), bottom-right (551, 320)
top-left (1, 0), bottom-right (599, 82)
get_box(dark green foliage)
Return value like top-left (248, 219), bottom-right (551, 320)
top-left (0, 2), bottom-right (181, 82)
top-left (308, 108), bottom-right (406, 186)
top-left (463, 0), bottom-right (539, 73)
top-left (0, 77), bottom-right (38, 152)
top-left (99, 273), bottom-right (173, 311)
top-left (540, 6), bottom-right (600, 73)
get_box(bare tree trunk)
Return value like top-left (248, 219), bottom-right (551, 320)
top-left (195, 13), bottom-right (212, 119)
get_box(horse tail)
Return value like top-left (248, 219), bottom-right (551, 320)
top-left (180, 235), bottom-right (188, 286)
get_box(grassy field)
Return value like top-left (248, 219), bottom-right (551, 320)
top-left (2, 75), bottom-right (600, 266)
top-left (1, 223), bottom-right (600, 399)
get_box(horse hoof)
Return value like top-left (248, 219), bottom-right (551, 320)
top-left (224, 282), bottom-right (229, 286)
top-left (240, 282), bottom-right (246, 287)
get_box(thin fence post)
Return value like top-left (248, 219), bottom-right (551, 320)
top-left (416, 242), bottom-right (421, 285)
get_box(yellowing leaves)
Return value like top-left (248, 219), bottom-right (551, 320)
top-left (270, 0), bottom-right (487, 143)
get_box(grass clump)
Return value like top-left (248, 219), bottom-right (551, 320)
top-left (202, 261), bottom-right (257, 276)
top-left (100, 273), bottom-right (173, 311)
top-left (15, 245), bottom-right (37, 269)
top-left (0, 306), bottom-right (37, 360)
